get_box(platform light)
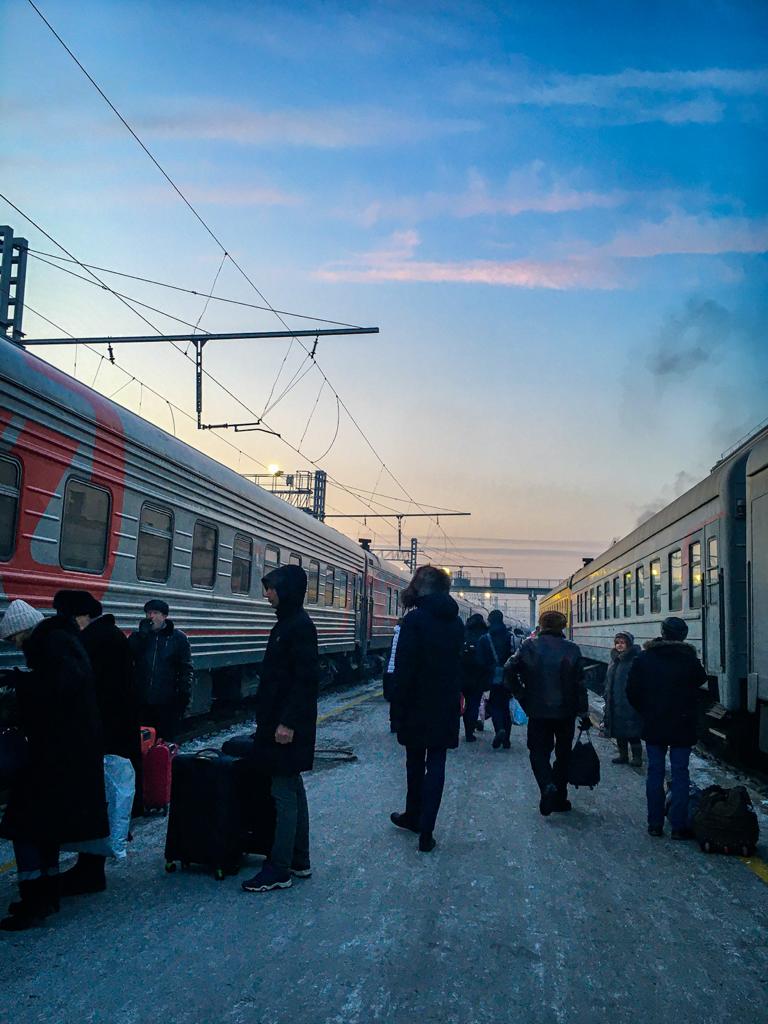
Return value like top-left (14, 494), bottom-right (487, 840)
top-left (268, 464), bottom-right (281, 476)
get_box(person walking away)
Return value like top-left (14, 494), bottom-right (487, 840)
top-left (603, 631), bottom-right (643, 767)
top-left (242, 565), bottom-right (319, 893)
top-left (0, 600), bottom-right (109, 931)
top-left (53, 590), bottom-right (140, 895)
top-left (478, 610), bottom-right (512, 749)
top-left (460, 614), bottom-right (488, 743)
top-left (383, 617), bottom-right (404, 733)
top-left (129, 599), bottom-right (192, 742)
top-left (506, 609), bottom-right (589, 816)
top-left (389, 566), bottom-right (464, 852)
top-left (626, 617), bottom-right (707, 839)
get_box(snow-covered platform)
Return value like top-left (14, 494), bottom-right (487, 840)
top-left (1, 682), bottom-right (767, 1024)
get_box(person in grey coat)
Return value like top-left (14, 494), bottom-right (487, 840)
top-left (604, 631), bottom-right (643, 767)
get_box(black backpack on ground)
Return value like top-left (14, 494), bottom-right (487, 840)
top-left (692, 784), bottom-right (759, 856)
top-left (568, 727), bottom-right (600, 789)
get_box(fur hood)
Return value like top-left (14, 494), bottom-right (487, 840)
top-left (643, 638), bottom-right (699, 656)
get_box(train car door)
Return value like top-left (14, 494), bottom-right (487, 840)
top-left (702, 527), bottom-right (723, 678)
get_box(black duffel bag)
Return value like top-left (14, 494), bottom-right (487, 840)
top-left (0, 727), bottom-right (28, 788)
top-left (692, 784), bottom-right (759, 856)
top-left (568, 727), bottom-right (600, 789)
top-left (221, 733), bottom-right (257, 759)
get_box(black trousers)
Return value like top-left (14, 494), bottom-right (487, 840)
top-left (138, 704), bottom-right (182, 744)
top-left (462, 691), bottom-right (482, 736)
top-left (526, 717), bottom-right (575, 798)
top-left (405, 746), bottom-right (447, 836)
top-left (487, 687), bottom-right (512, 739)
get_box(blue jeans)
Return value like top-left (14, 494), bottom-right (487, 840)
top-left (646, 744), bottom-right (691, 830)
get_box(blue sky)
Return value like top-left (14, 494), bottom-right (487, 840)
top-left (1, 0), bottom-right (766, 587)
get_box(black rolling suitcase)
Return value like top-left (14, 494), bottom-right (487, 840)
top-left (164, 749), bottom-right (246, 880)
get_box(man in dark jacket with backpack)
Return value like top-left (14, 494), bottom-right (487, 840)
top-left (389, 566), bottom-right (464, 853)
top-left (506, 610), bottom-right (589, 816)
top-left (477, 609), bottom-right (512, 749)
top-left (242, 564), bottom-right (319, 893)
top-left (627, 616), bottom-right (707, 839)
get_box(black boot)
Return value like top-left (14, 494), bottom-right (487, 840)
top-left (1, 879), bottom-right (52, 931)
top-left (7, 874), bottom-right (59, 918)
top-left (630, 742), bottom-right (643, 767)
top-left (59, 853), bottom-right (106, 897)
top-left (611, 739), bottom-right (629, 764)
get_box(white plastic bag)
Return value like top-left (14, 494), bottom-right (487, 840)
top-left (62, 755), bottom-right (135, 860)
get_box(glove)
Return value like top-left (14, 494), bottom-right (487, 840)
top-left (579, 714), bottom-right (592, 730)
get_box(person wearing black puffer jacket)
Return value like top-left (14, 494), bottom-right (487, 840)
top-left (129, 599), bottom-right (192, 742)
top-left (505, 609), bottom-right (588, 816)
top-left (460, 613), bottom-right (487, 743)
top-left (389, 566), bottom-right (464, 853)
top-left (627, 616), bottom-right (707, 840)
top-left (242, 564), bottom-right (319, 894)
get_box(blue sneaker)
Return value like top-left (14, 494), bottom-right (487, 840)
top-left (241, 863), bottom-right (292, 892)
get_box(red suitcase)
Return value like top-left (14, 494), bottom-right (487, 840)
top-left (140, 726), bottom-right (157, 756)
top-left (143, 739), bottom-right (178, 814)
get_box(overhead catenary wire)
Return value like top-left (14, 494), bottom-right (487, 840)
top-left (21, 3), bottom-right (466, 561)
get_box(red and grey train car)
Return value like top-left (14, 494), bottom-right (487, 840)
top-left (0, 337), bottom-right (474, 710)
top-left (540, 422), bottom-right (768, 766)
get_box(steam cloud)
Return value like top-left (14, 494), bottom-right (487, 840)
top-left (647, 298), bottom-right (730, 379)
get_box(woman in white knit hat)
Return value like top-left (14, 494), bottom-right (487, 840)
top-left (0, 599), bottom-right (109, 932)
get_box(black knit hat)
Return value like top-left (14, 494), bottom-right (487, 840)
top-left (144, 598), bottom-right (170, 615)
top-left (53, 589), bottom-right (102, 618)
top-left (661, 616), bottom-right (688, 641)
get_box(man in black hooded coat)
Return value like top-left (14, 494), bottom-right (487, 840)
top-left (389, 566), bottom-right (464, 852)
top-left (242, 564), bottom-right (319, 893)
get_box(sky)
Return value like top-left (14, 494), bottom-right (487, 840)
top-left (1, 0), bottom-right (766, 599)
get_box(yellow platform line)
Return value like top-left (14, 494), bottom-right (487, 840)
top-left (316, 689), bottom-right (383, 724)
top-left (741, 856), bottom-right (768, 884)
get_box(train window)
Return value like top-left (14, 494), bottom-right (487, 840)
top-left (264, 544), bottom-right (280, 569)
top-left (60, 478), bottom-right (110, 574)
top-left (336, 570), bottom-right (348, 608)
top-left (689, 541), bottom-right (703, 610)
top-left (623, 571), bottom-right (632, 617)
top-left (0, 456), bottom-right (21, 560)
top-left (136, 504), bottom-right (173, 583)
top-left (602, 582), bottom-right (610, 619)
top-left (191, 521), bottom-right (218, 588)
top-left (613, 578), bottom-right (620, 617)
top-left (307, 560), bottom-right (320, 603)
top-left (324, 566), bottom-right (335, 606)
top-left (596, 586), bottom-right (602, 621)
top-left (668, 550), bottom-right (682, 611)
top-left (231, 533), bottom-right (253, 595)
top-left (576, 594), bottom-right (581, 623)
top-left (635, 566), bottom-right (644, 615)
top-left (289, 552), bottom-right (302, 566)
top-left (707, 537), bottom-right (719, 604)
top-left (589, 588), bottom-right (595, 621)
top-left (650, 559), bottom-right (661, 613)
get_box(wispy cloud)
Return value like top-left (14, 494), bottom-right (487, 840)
top-left (315, 230), bottom-right (616, 290)
top-left (597, 211), bottom-right (768, 259)
top-left (139, 103), bottom-right (481, 149)
top-left (353, 164), bottom-right (625, 226)
top-left (467, 65), bottom-right (768, 125)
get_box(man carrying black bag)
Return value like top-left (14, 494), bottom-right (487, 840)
top-left (505, 610), bottom-right (589, 816)
top-left (242, 565), bottom-right (319, 893)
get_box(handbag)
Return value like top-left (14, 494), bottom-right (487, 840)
top-left (568, 727), bottom-right (600, 789)
top-left (487, 637), bottom-right (505, 687)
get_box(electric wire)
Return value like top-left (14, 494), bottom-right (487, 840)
top-left (21, 4), bottom-right (465, 558)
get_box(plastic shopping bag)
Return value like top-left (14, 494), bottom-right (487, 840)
top-left (510, 697), bottom-right (528, 727)
top-left (63, 755), bottom-right (136, 860)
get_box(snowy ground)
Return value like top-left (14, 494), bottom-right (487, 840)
top-left (1, 683), bottom-right (766, 1024)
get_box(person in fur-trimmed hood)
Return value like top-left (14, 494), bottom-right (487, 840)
top-left (604, 631), bottom-right (643, 767)
top-left (627, 616), bottom-right (707, 840)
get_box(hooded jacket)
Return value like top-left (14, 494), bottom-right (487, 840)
top-left (603, 638), bottom-right (643, 740)
top-left (506, 629), bottom-right (587, 720)
top-left (129, 618), bottom-right (193, 709)
top-left (81, 613), bottom-right (141, 763)
top-left (390, 591), bottom-right (464, 749)
top-left (460, 614), bottom-right (488, 697)
top-left (477, 622), bottom-right (512, 688)
top-left (254, 565), bottom-right (319, 774)
top-left (626, 639), bottom-right (707, 747)
top-left (0, 615), bottom-right (109, 845)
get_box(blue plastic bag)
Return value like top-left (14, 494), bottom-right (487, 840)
top-left (510, 697), bottom-right (528, 726)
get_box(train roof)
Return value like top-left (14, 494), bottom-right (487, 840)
top-left (747, 432), bottom-right (768, 479)
top-left (0, 337), bottom-right (404, 575)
